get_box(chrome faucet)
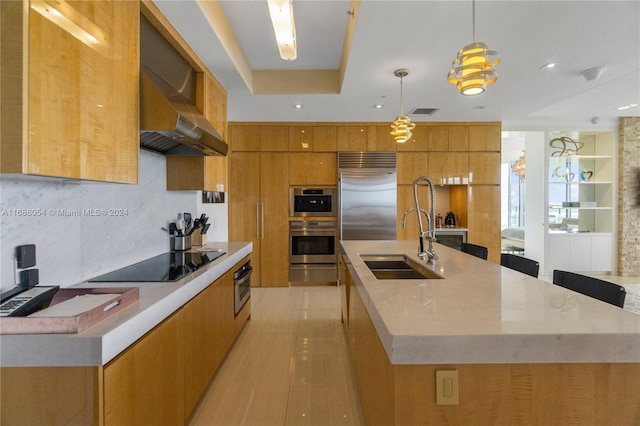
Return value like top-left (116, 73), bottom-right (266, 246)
top-left (412, 176), bottom-right (438, 264)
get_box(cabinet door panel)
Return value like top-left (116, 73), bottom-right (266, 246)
top-left (428, 152), bottom-right (469, 185)
top-left (29, 0), bottom-right (139, 182)
top-left (183, 285), bottom-right (217, 416)
top-left (367, 126), bottom-right (396, 151)
top-left (467, 185), bottom-right (501, 263)
top-left (469, 152), bottom-right (501, 184)
top-left (289, 126), bottom-right (313, 151)
top-left (289, 153), bottom-right (337, 185)
top-left (397, 125), bottom-right (428, 151)
top-left (230, 125), bottom-right (260, 151)
top-left (104, 310), bottom-right (184, 426)
top-left (229, 153), bottom-right (262, 285)
top-left (428, 126), bottom-right (449, 151)
top-left (261, 153), bottom-right (290, 286)
top-left (448, 126), bottom-right (469, 151)
top-left (313, 126), bottom-right (338, 151)
top-left (468, 125), bottom-right (501, 151)
top-left (337, 126), bottom-right (367, 151)
top-left (261, 126), bottom-right (289, 151)
top-left (397, 152), bottom-right (429, 185)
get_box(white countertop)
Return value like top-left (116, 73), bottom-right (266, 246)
top-left (0, 242), bottom-right (252, 367)
top-left (341, 240), bottom-right (640, 365)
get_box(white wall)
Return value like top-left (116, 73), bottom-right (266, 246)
top-left (0, 150), bottom-right (199, 291)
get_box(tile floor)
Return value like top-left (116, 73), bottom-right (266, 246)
top-left (187, 285), bottom-right (365, 426)
top-left (188, 275), bottom-right (639, 425)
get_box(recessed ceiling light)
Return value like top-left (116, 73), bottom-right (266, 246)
top-left (473, 105), bottom-right (486, 110)
top-left (617, 103), bottom-right (639, 110)
top-left (373, 104), bottom-right (384, 109)
top-left (293, 104), bottom-right (303, 109)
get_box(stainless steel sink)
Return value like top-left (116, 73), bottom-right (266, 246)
top-left (360, 255), bottom-right (443, 280)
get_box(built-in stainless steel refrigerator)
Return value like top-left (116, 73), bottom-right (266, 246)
top-left (338, 152), bottom-right (397, 240)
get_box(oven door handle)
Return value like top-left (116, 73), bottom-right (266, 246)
top-left (235, 267), bottom-right (253, 285)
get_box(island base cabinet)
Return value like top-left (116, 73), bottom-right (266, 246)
top-left (346, 268), bottom-right (640, 425)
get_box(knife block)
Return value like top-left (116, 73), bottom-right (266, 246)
top-left (191, 232), bottom-right (207, 246)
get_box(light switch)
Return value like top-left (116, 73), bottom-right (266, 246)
top-left (436, 370), bottom-right (459, 405)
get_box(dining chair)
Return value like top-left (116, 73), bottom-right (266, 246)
top-left (552, 270), bottom-right (626, 308)
top-left (500, 253), bottom-right (540, 278)
top-left (460, 242), bottom-right (489, 260)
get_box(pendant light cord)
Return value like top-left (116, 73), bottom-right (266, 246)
top-left (472, 0), bottom-right (476, 42)
top-left (400, 76), bottom-right (404, 116)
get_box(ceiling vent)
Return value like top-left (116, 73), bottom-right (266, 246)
top-left (409, 107), bottom-right (438, 116)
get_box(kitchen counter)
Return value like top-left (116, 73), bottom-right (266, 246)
top-left (1, 242), bottom-right (252, 367)
top-left (341, 240), bottom-right (640, 365)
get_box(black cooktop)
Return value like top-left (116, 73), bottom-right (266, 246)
top-left (89, 250), bottom-right (226, 283)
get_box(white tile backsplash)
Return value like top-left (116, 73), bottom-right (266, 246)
top-left (0, 150), bottom-right (197, 290)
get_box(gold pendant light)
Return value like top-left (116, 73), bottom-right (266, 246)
top-left (390, 68), bottom-right (415, 143)
top-left (447, 0), bottom-right (500, 95)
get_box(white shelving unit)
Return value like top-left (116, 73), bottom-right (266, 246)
top-left (544, 132), bottom-right (615, 274)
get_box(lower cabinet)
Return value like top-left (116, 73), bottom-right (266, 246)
top-left (0, 257), bottom-right (250, 426)
top-left (546, 233), bottom-right (612, 274)
top-left (104, 310), bottom-right (185, 425)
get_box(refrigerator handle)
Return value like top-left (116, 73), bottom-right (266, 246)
top-left (338, 172), bottom-right (342, 240)
top-left (256, 203), bottom-right (260, 239)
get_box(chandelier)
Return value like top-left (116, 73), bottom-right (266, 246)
top-left (512, 153), bottom-right (525, 179)
top-left (390, 68), bottom-right (415, 143)
top-left (447, 0), bottom-right (500, 95)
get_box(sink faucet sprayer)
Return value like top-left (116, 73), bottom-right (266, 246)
top-left (406, 176), bottom-right (438, 264)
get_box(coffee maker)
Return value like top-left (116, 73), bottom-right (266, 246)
top-left (444, 212), bottom-right (456, 228)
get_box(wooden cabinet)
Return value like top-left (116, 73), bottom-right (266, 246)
top-left (183, 266), bottom-right (235, 417)
top-left (367, 126), bottom-right (397, 151)
top-left (397, 152), bottom-right (429, 184)
top-left (313, 126), bottom-right (338, 151)
top-left (104, 310), bottom-right (185, 426)
top-left (469, 124), bottom-right (501, 151)
top-left (197, 73), bottom-right (227, 141)
top-left (289, 126), bottom-right (313, 151)
top-left (428, 152), bottom-right (469, 185)
top-left (469, 152), bottom-right (501, 184)
top-left (396, 125), bottom-right (428, 151)
top-left (261, 126), bottom-right (289, 151)
top-left (427, 125), bottom-right (468, 151)
top-left (289, 153), bottom-right (337, 185)
top-left (1, 0), bottom-right (139, 183)
top-left (337, 126), bottom-right (367, 151)
top-left (230, 125), bottom-right (261, 151)
top-left (468, 185), bottom-right (501, 263)
top-left (166, 156), bottom-right (227, 191)
top-left (229, 152), bottom-right (289, 286)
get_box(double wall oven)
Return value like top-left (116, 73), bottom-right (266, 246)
top-left (289, 187), bottom-right (338, 283)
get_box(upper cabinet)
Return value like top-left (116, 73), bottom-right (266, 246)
top-left (0, 0), bottom-right (140, 183)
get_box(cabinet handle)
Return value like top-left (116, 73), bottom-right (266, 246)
top-left (261, 203), bottom-right (265, 239)
top-left (256, 203), bottom-right (260, 239)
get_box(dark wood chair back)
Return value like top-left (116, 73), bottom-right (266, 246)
top-left (460, 242), bottom-right (488, 260)
top-left (500, 253), bottom-right (540, 278)
top-left (552, 270), bottom-right (626, 308)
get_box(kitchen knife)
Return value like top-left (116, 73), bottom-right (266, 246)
top-left (168, 222), bottom-right (177, 236)
top-left (199, 213), bottom-right (208, 227)
top-left (184, 213), bottom-right (192, 229)
top-left (200, 223), bottom-right (210, 234)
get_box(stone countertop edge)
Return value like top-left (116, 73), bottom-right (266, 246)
top-left (0, 242), bottom-right (253, 368)
top-left (341, 240), bottom-right (640, 365)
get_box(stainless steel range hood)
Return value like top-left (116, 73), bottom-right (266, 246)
top-left (139, 15), bottom-right (227, 157)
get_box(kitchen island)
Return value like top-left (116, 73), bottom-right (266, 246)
top-left (341, 240), bottom-right (640, 425)
top-left (1, 242), bottom-right (252, 425)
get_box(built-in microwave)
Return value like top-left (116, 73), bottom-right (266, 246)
top-left (289, 187), bottom-right (337, 217)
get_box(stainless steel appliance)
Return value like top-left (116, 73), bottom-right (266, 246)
top-left (289, 221), bottom-right (338, 282)
top-left (234, 260), bottom-right (252, 315)
top-left (289, 187), bottom-right (337, 217)
top-left (338, 152), bottom-right (397, 240)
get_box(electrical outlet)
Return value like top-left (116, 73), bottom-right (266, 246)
top-left (436, 370), bottom-right (459, 405)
